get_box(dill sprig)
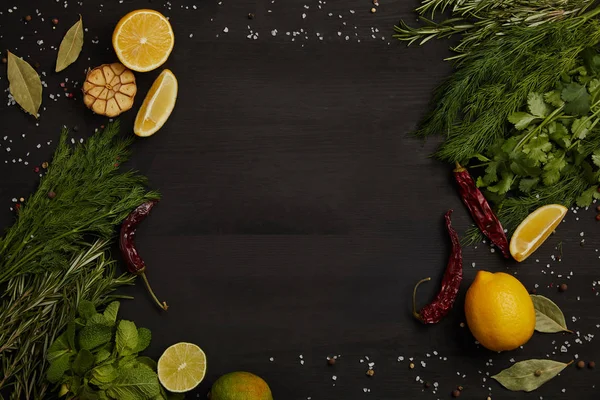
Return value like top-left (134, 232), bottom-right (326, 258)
top-left (0, 240), bottom-right (135, 399)
top-left (0, 121), bottom-right (159, 284)
top-left (419, 16), bottom-right (600, 162)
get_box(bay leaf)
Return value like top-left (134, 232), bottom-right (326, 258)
top-left (7, 51), bottom-right (42, 117)
top-left (55, 15), bottom-right (84, 72)
top-left (531, 294), bottom-right (572, 333)
top-left (492, 359), bottom-right (572, 392)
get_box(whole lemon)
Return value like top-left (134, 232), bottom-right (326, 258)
top-left (210, 371), bottom-right (273, 400)
top-left (464, 271), bottom-right (535, 352)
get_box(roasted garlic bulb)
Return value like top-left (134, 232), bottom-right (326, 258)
top-left (83, 63), bottom-right (137, 117)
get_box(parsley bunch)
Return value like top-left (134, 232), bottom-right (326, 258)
top-left (47, 300), bottom-right (183, 400)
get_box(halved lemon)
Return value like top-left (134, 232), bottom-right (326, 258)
top-left (157, 342), bottom-right (207, 393)
top-left (509, 204), bottom-right (568, 262)
top-left (134, 69), bottom-right (177, 137)
top-left (112, 9), bottom-right (174, 72)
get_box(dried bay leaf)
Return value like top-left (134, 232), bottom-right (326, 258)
top-left (55, 15), bottom-right (84, 72)
top-left (531, 294), bottom-right (572, 333)
top-left (492, 359), bottom-right (572, 392)
top-left (7, 51), bottom-right (42, 117)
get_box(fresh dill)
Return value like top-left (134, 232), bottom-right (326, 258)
top-left (0, 121), bottom-right (159, 284)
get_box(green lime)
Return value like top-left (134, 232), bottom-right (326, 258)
top-left (210, 371), bottom-right (273, 400)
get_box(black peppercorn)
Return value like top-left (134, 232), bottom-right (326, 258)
top-left (327, 357), bottom-right (336, 366)
top-left (452, 389), bottom-right (461, 397)
top-left (559, 283), bottom-right (568, 292)
top-left (24, 15), bottom-right (32, 22)
top-left (52, 18), bottom-right (59, 25)
top-left (248, 13), bottom-right (255, 19)
top-left (577, 360), bottom-right (586, 369)
top-left (589, 361), bottom-right (596, 369)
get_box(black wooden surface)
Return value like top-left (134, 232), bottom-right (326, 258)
top-left (1, 0), bottom-right (599, 399)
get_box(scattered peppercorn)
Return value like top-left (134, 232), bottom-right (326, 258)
top-left (19, 197), bottom-right (24, 202)
top-left (1, 57), bottom-right (6, 64)
top-left (559, 283), bottom-right (568, 292)
top-left (457, 385), bottom-right (464, 391)
top-left (589, 361), bottom-right (596, 369)
top-left (248, 13), bottom-right (255, 19)
top-left (73, 125), bottom-right (79, 132)
top-left (41, 161), bottom-right (48, 169)
top-left (52, 18), bottom-right (59, 25)
top-left (370, 7), bottom-right (377, 13)
top-left (534, 370), bottom-right (542, 377)
top-left (47, 191), bottom-right (56, 199)
top-left (577, 360), bottom-right (586, 369)
top-left (530, 288), bottom-right (537, 294)
top-left (34, 62), bottom-right (41, 69)
top-left (409, 362), bottom-right (415, 369)
top-left (24, 15), bottom-right (32, 22)
top-left (366, 369), bottom-right (374, 377)
top-left (327, 357), bottom-right (336, 366)
top-left (34, 166), bottom-right (40, 173)
top-left (597, 205), bottom-right (600, 212)
top-left (596, 214), bottom-right (600, 221)
top-left (451, 389), bottom-right (461, 398)
top-left (424, 382), bottom-right (431, 389)
top-left (373, 0), bottom-right (379, 4)
top-left (597, 187), bottom-right (600, 193)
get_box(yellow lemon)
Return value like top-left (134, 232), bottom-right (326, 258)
top-left (134, 69), bottom-right (177, 137)
top-left (112, 9), bottom-right (174, 72)
top-left (509, 204), bottom-right (567, 262)
top-left (157, 342), bottom-right (206, 393)
top-left (465, 271), bottom-right (535, 352)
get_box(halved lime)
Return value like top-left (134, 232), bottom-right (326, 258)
top-left (157, 342), bottom-right (206, 393)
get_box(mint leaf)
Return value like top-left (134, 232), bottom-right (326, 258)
top-left (571, 117), bottom-right (591, 140)
top-left (73, 348), bottom-right (95, 376)
top-left (528, 92), bottom-right (551, 117)
top-left (79, 324), bottom-right (113, 351)
top-left (95, 348), bottom-right (112, 365)
top-left (562, 82), bottom-right (591, 115)
top-left (519, 177), bottom-right (539, 193)
top-left (134, 328), bottom-right (152, 353)
top-left (90, 364), bottom-right (119, 386)
top-left (47, 330), bottom-right (73, 362)
top-left (544, 90), bottom-right (564, 108)
top-left (508, 112), bottom-right (538, 130)
top-left (78, 300), bottom-right (97, 320)
top-left (577, 186), bottom-right (597, 207)
top-left (116, 320), bottom-right (138, 357)
top-left (46, 352), bottom-right (71, 383)
top-left (136, 356), bottom-right (158, 371)
top-left (103, 301), bottom-right (120, 324)
top-left (89, 313), bottom-right (110, 326)
top-left (105, 366), bottom-right (161, 400)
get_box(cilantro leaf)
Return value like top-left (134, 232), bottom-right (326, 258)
top-left (542, 151), bottom-right (567, 186)
top-left (486, 171), bottom-right (514, 195)
top-left (483, 161), bottom-right (499, 184)
top-left (522, 134), bottom-right (552, 165)
top-left (562, 82), bottom-right (591, 115)
top-left (518, 177), bottom-right (539, 193)
top-left (571, 117), bottom-right (591, 140)
top-left (547, 122), bottom-right (571, 149)
top-left (527, 92), bottom-right (551, 117)
top-left (544, 90), bottom-right (564, 108)
top-left (592, 150), bottom-right (600, 168)
top-left (475, 175), bottom-right (486, 188)
top-left (105, 366), bottom-right (161, 400)
top-left (116, 320), bottom-right (139, 357)
top-left (508, 112), bottom-right (538, 130)
top-left (576, 186), bottom-right (598, 207)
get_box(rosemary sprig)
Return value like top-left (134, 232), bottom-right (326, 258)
top-left (0, 121), bottom-right (159, 284)
top-left (0, 240), bottom-right (135, 399)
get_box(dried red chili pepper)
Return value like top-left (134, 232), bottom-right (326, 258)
top-left (454, 162), bottom-right (510, 258)
top-left (120, 200), bottom-right (168, 310)
top-left (413, 210), bottom-right (462, 324)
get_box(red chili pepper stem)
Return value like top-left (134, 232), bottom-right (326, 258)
top-left (454, 162), bottom-right (465, 172)
top-left (412, 277), bottom-right (432, 321)
top-left (140, 272), bottom-right (169, 311)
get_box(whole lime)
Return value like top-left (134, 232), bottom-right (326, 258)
top-left (210, 371), bottom-right (273, 400)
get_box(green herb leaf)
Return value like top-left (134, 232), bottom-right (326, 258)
top-left (55, 15), bottom-right (84, 72)
top-left (544, 90), bottom-right (564, 108)
top-left (531, 295), bottom-right (571, 333)
top-left (116, 320), bottom-right (139, 356)
top-left (79, 324), bottom-right (113, 351)
top-left (105, 366), bottom-right (161, 400)
top-left (571, 117), bottom-right (591, 140)
top-left (134, 327), bottom-right (152, 353)
top-left (78, 300), bottom-right (97, 320)
top-left (528, 92), bottom-right (551, 117)
top-left (492, 359), bottom-right (572, 392)
top-left (95, 348), bottom-right (112, 365)
top-left (562, 82), bottom-right (590, 115)
top-left (46, 352), bottom-right (71, 383)
top-left (90, 364), bottom-right (119, 385)
top-left (576, 186), bottom-right (598, 207)
top-left (547, 122), bottom-right (570, 149)
top-left (136, 356), bottom-right (158, 371)
top-left (73, 348), bottom-right (95, 376)
top-left (519, 178), bottom-right (539, 193)
top-left (522, 134), bottom-right (552, 165)
top-left (47, 330), bottom-right (73, 362)
top-left (7, 51), bottom-right (42, 117)
top-left (103, 301), bottom-right (120, 324)
top-left (592, 150), bottom-right (600, 168)
top-left (508, 112), bottom-right (538, 130)
top-left (487, 171), bottom-right (514, 195)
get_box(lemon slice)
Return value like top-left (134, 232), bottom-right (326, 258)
top-left (112, 9), bottom-right (174, 72)
top-left (509, 204), bottom-right (567, 262)
top-left (134, 69), bottom-right (177, 137)
top-left (157, 342), bottom-right (207, 393)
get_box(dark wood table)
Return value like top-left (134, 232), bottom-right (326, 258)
top-left (1, 0), bottom-right (599, 398)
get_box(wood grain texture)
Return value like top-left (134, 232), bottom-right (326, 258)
top-left (1, 0), bottom-right (599, 399)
